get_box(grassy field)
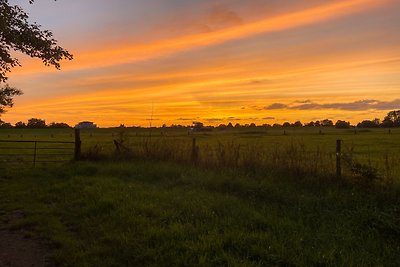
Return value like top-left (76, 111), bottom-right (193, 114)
top-left (1, 127), bottom-right (399, 182)
top-left (1, 160), bottom-right (400, 266)
top-left (0, 128), bottom-right (400, 266)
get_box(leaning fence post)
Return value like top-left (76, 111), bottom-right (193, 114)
top-left (74, 128), bottom-right (81, 160)
top-left (191, 138), bottom-right (199, 164)
top-left (336, 139), bottom-right (342, 178)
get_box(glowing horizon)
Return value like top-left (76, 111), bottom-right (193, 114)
top-left (2, 0), bottom-right (400, 127)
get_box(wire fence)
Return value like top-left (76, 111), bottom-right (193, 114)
top-left (0, 140), bottom-right (75, 168)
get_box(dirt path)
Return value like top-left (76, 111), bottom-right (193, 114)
top-left (0, 212), bottom-right (53, 267)
top-left (0, 230), bottom-right (51, 267)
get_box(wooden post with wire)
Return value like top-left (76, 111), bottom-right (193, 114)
top-left (191, 138), bottom-right (199, 164)
top-left (74, 129), bottom-right (82, 161)
top-left (33, 141), bottom-right (37, 167)
top-left (336, 139), bottom-right (342, 179)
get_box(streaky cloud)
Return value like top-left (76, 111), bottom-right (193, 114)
top-left (51, 0), bottom-right (391, 72)
top-left (265, 103), bottom-right (289, 110)
top-left (264, 99), bottom-right (400, 111)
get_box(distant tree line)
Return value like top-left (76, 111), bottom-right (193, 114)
top-left (0, 110), bottom-right (399, 129)
top-left (0, 118), bottom-right (71, 129)
top-left (190, 110), bottom-right (400, 131)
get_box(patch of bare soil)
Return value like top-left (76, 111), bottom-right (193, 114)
top-left (0, 211), bottom-right (53, 267)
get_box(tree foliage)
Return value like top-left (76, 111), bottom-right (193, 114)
top-left (321, 119), bottom-right (333, 127)
top-left (292, 121), bottom-right (303, 127)
top-left (335, 120), bottom-right (351, 129)
top-left (48, 122), bottom-right (70, 128)
top-left (0, 0), bottom-right (73, 83)
top-left (382, 110), bottom-right (400, 127)
top-left (0, 118), bottom-right (11, 127)
top-left (0, 83), bottom-right (22, 113)
top-left (357, 119), bottom-right (380, 128)
top-left (27, 117), bottom-right (46, 128)
top-left (14, 121), bottom-right (26, 128)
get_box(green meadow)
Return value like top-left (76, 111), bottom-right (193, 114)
top-left (1, 127), bottom-right (399, 180)
top-left (0, 127), bottom-right (400, 266)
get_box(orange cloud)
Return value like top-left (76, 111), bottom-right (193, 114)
top-left (12, 0), bottom-right (389, 77)
top-left (7, 53), bottom-right (399, 127)
top-left (76, 0), bottom-right (388, 68)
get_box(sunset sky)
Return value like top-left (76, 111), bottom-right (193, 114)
top-left (3, 0), bottom-right (400, 127)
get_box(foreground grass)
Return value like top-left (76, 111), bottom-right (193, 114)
top-left (0, 161), bottom-right (399, 266)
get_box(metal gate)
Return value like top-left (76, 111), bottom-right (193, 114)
top-left (0, 140), bottom-right (75, 167)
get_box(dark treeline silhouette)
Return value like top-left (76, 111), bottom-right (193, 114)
top-left (0, 110), bottom-right (399, 130)
top-left (190, 110), bottom-right (400, 131)
top-left (0, 118), bottom-right (71, 129)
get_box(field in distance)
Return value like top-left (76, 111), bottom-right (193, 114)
top-left (0, 127), bottom-right (399, 181)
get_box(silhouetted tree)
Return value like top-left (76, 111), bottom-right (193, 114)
top-left (0, 84), bottom-right (22, 114)
top-left (27, 118), bottom-right (46, 128)
top-left (321, 119), bottom-right (334, 127)
top-left (14, 121), bottom-right (26, 128)
top-left (48, 122), bottom-right (70, 128)
top-left (382, 110), bottom-right (400, 127)
top-left (0, 122), bottom-right (12, 128)
top-left (234, 123), bottom-right (241, 128)
top-left (305, 121), bottom-right (315, 127)
top-left (357, 119), bottom-right (380, 128)
top-left (192, 121), bottom-right (204, 131)
top-left (335, 120), bottom-right (351, 129)
top-left (292, 121), bottom-right (303, 127)
top-left (193, 121), bottom-right (203, 128)
top-left (381, 120), bottom-right (393, 128)
top-left (272, 123), bottom-right (282, 128)
top-left (227, 122), bottom-right (234, 128)
top-left (282, 122), bottom-right (291, 127)
top-left (217, 124), bottom-right (227, 130)
top-left (0, 118), bottom-right (12, 128)
top-left (0, 0), bottom-right (73, 82)
top-left (0, 0), bottom-right (72, 114)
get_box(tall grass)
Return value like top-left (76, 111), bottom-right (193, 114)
top-left (2, 127), bottom-right (397, 184)
top-left (93, 133), bottom-right (399, 186)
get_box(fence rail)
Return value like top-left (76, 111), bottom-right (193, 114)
top-left (0, 129), bottom-right (81, 168)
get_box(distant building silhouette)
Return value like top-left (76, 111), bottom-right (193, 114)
top-left (75, 121), bottom-right (97, 129)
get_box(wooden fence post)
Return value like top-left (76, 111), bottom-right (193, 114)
top-left (191, 138), bottom-right (199, 164)
top-left (74, 129), bottom-right (81, 160)
top-left (336, 139), bottom-right (342, 178)
top-left (33, 141), bottom-right (37, 167)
